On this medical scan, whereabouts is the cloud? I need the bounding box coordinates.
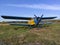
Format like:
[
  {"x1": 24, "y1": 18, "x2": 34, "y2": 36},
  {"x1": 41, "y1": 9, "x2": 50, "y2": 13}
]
[{"x1": 6, "y1": 4, "x2": 60, "y2": 10}]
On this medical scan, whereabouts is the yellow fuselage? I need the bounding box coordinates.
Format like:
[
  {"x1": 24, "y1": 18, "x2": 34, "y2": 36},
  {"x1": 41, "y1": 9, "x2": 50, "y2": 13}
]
[{"x1": 28, "y1": 19, "x2": 35, "y2": 25}]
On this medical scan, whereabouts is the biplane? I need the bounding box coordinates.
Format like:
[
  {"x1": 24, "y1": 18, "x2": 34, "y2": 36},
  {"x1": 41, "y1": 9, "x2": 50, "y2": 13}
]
[{"x1": 1, "y1": 15, "x2": 57, "y2": 27}]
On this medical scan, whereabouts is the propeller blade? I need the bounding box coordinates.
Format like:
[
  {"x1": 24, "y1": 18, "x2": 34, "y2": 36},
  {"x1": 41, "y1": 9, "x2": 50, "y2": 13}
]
[
  {"x1": 37, "y1": 14, "x2": 43, "y2": 25},
  {"x1": 34, "y1": 14, "x2": 37, "y2": 18}
]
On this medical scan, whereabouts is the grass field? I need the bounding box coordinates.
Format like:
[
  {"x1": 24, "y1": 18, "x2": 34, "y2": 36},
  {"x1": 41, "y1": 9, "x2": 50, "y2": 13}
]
[{"x1": 0, "y1": 21, "x2": 60, "y2": 45}]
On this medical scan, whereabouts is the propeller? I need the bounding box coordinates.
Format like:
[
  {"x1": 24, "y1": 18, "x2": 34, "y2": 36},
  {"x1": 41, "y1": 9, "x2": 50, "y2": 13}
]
[
  {"x1": 34, "y1": 14, "x2": 43, "y2": 25},
  {"x1": 37, "y1": 14, "x2": 43, "y2": 25}
]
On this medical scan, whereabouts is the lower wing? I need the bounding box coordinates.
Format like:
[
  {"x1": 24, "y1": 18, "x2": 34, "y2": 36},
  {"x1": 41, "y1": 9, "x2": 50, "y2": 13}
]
[{"x1": 10, "y1": 23, "x2": 33, "y2": 26}]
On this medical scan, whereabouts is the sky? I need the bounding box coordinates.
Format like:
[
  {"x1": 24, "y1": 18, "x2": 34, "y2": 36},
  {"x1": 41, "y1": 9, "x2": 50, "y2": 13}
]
[{"x1": 0, "y1": 0, "x2": 60, "y2": 21}]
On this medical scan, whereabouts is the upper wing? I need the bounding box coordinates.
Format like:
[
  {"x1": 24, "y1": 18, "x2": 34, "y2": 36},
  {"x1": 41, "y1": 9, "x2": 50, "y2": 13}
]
[
  {"x1": 1, "y1": 16, "x2": 32, "y2": 20},
  {"x1": 1, "y1": 16, "x2": 57, "y2": 20},
  {"x1": 41, "y1": 17, "x2": 57, "y2": 19}
]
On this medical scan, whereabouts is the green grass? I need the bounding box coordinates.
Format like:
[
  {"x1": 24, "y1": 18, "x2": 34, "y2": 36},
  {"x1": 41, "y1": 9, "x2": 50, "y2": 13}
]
[{"x1": 0, "y1": 23, "x2": 60, "y2": 45}]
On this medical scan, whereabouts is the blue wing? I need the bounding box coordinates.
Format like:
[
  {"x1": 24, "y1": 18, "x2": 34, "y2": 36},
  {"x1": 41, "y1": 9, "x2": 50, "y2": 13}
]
[
  {"x1": 1, "y1": 16, "x2": 57, "y2": 20},
  {"x1": 1, "y1": 16, "x2": 32, "y2": 20},
  {"x1": 42, "y1": 17, "x2": 57, "y2": 19},
  {"x1": 37, "y1": 17, "x2": 57, "y2": 19}
]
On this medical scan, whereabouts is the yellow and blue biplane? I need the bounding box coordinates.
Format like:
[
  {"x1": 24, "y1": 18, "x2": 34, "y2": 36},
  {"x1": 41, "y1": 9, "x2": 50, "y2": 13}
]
[{"x1": 1, "y1": 15, "x2": 57, "y2": 27}]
